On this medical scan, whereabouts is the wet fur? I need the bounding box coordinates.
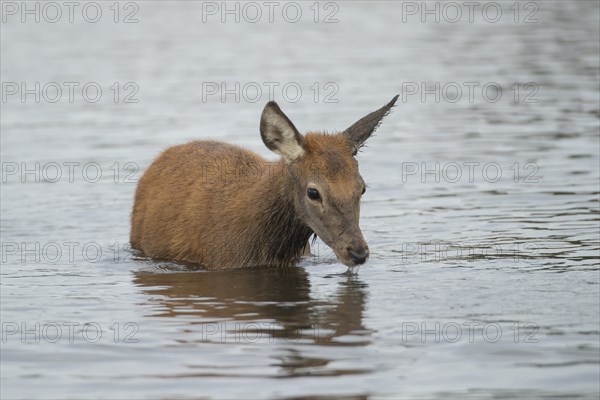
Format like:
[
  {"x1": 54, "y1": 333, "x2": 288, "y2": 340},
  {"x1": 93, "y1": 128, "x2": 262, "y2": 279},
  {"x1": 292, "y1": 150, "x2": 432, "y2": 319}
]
[{"x1": 131, "y1": 141, "x2": 313, "y2": 269}]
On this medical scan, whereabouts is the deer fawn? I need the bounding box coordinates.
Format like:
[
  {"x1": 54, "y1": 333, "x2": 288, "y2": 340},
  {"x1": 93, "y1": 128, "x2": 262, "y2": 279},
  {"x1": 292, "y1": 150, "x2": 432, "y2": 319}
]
[{"x1": 131, "y1": 95, "x2": 398, "y2": 269}]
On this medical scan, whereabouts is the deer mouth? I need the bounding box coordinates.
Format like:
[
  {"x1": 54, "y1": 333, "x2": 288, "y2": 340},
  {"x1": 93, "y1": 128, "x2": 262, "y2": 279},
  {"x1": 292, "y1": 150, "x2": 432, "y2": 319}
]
[{"x1": 330, "y1": 242, "x2": 370, "y2": 267}]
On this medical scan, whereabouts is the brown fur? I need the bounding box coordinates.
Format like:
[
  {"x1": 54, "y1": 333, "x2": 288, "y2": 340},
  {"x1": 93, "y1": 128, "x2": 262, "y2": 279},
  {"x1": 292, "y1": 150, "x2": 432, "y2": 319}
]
[{"x1": 130, "y1": 97, "x2": 398, "y2": 269}]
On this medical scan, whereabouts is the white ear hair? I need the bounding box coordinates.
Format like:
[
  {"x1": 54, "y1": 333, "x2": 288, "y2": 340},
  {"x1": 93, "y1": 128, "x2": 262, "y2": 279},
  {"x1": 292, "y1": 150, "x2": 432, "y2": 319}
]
[{"x1": 260, "y1": 102, "x2": 305, "y2": 163}]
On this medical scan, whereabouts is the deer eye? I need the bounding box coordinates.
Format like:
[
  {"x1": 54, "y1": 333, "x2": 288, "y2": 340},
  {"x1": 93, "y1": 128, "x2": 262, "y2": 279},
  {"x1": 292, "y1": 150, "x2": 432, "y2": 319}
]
[
  {"x1": 361, "y1": 186, "x2": 367, "y2": 195},
  {"x1": 307, "y1": 188, "x2": 321, "y2": 201}
]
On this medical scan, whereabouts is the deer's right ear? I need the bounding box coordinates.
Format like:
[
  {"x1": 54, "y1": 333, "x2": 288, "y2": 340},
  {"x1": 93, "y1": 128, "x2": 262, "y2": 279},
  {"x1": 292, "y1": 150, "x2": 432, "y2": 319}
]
[
  {"x1": 344, "y1": 95, "x2": 399, "y2": 155},
  {"x1": 260, "y1": 101, "x2": 305, "y2": 163}
]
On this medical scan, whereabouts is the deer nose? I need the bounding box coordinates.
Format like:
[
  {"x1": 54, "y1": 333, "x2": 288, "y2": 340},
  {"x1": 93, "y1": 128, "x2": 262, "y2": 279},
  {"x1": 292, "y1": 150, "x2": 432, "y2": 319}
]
[{"x1": 347, "y1": 246, "x2": 369, "y2": 265}]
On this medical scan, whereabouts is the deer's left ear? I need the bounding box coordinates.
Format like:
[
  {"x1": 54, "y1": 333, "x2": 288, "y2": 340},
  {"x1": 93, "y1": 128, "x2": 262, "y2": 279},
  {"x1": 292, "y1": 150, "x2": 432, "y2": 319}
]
[
  {"x1": 344, "y1": 95, "x2": 399, "y2": 155},
  {"x1": 260, "y1": 101, "x2": 305, "y2": 163}
]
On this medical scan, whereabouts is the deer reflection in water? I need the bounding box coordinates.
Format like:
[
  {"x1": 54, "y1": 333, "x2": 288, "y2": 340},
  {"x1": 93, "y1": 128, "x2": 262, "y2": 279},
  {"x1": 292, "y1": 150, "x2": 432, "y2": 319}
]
[
  {"x1": 133, "y1": 266, "x2": 369, "y2": 345},
  {"x1": 133, "y1": 266, "x2": 371, "y2": 377}
]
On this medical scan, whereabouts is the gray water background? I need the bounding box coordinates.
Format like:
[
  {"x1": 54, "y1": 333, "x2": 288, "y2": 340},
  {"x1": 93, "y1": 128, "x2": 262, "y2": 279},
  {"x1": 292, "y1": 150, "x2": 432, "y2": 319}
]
[{"x1": 1, "y1": 1, "x2": 599, "y2": 398}]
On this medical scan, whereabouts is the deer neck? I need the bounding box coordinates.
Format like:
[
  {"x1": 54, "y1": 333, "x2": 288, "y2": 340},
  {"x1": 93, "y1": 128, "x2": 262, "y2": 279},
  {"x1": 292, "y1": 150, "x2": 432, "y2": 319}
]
[{"x1": 250, "y1": 160, "x2": 312, "y2": 266}]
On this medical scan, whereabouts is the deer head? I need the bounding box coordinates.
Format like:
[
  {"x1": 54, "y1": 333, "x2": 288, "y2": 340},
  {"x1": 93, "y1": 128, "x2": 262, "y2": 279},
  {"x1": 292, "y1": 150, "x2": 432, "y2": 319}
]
[{"x1": 260, "y1": 95, "x2": 398, "y2": 267}]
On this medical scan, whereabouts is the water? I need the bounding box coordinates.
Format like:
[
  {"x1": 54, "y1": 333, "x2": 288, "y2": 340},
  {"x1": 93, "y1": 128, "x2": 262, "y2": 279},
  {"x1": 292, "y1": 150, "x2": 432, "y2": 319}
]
[{"x1": 1, "y1": 1, "x2": 599, "y2": 398}]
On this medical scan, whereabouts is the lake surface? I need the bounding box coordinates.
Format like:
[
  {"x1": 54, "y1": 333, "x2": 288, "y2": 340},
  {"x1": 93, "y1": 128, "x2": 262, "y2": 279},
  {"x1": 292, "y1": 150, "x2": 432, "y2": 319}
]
[{"x1": 1, "y1": 1, "x2": 599, "y2": 399}]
